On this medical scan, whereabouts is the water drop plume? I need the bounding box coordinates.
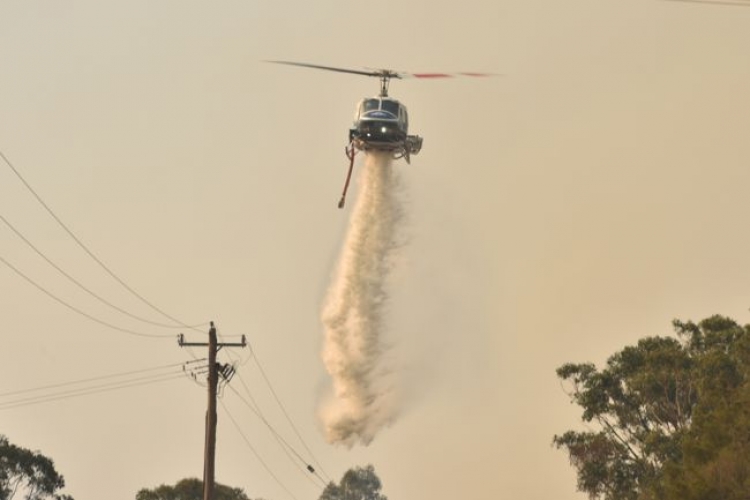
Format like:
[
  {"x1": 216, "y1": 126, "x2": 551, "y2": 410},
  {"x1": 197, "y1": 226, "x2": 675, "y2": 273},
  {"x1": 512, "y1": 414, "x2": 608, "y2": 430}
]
[{"x1": 320, "y1": 151, "x2": 404, "y2": 446}]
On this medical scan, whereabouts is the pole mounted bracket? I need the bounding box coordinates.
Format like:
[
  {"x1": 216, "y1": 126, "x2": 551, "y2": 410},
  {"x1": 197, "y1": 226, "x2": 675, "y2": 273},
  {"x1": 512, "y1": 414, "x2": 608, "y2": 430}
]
[{"x1": 178, "y1": 332, "x2": 248, "y2": 348}]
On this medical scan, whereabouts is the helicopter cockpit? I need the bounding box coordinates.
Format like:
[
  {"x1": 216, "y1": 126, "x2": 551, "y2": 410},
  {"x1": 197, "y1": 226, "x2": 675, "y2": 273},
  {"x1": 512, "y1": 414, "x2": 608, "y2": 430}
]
[
  {"x1": 351, "y1": 97, "x2": 409, "y2": 147},
  {"x1": 357, "y1": 98, "x2": 404, "y2": 122}
]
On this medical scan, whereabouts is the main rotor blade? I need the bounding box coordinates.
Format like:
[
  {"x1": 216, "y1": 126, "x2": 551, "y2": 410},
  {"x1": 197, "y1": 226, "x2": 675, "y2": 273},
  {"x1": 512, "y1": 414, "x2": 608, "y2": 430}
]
[
  {"x1": 663, "y1": 0, "x2": 750, "y2": 5},
  {"x1": 403, "y1": 72, "x2": 500, "y2": 79},
  {"x1": 265, "y1": 60, "x2": 394, "y2": 78},
  {"x1": 266, "y1": 60, "x2": 499, "y2": 81}
]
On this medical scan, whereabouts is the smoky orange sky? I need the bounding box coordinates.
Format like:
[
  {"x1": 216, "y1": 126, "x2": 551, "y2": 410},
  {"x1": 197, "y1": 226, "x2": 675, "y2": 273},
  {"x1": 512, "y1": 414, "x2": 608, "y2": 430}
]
[{"x1": 1, "y1": 1, "x2": 749, "y2": 500}]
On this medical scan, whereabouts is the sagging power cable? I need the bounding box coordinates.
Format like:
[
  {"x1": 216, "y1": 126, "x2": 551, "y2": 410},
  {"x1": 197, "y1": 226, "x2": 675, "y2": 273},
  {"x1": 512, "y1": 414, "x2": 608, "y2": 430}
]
[
  {"x1": 221, "y1": 343, "x2": 331, "y2": 484},
  {"x1": 226, "y1": 384, "x2": 328, "y2": 490},
  {"x1": 0, "y1": 254, "x2": 174, "y2": 339},
  {"x1": 0, "y1": 360, "x2": 205, "y2": 410},
  {"x1": 250, "y1": 352, "x2": 332, "y2": 483},
  {"x1": 0, "y1": 149, "x2": 207, "y2": 334},
  {"x1": 0, "y1": 213, "x2": 201, "y2": 329},
  {"x1": 220, "y1": 399, "x2": 301, "y2": 500}
]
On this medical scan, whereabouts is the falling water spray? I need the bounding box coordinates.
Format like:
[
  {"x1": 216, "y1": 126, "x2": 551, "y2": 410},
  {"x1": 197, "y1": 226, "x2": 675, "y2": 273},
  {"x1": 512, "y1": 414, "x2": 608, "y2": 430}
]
[{"x1": 320, "y1": 151, "x2": 404, "y2": 446}]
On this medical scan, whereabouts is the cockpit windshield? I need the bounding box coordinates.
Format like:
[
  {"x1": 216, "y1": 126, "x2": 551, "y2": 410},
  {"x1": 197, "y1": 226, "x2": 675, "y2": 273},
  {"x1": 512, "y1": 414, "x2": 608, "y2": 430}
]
[
  {"x1": 362, "y1": 99, "x2": 380, "y2": 113},
  {"x1": 381, "y1": 100, "x2": 400, "y2": 116},
  {"x1": 358, "y1": 98, "x2": 401, "y2": 119}
]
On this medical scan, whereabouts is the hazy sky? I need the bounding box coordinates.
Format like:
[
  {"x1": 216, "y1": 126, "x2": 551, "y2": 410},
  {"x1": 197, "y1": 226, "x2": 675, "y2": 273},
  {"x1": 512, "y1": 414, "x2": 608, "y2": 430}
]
[{"x1": 1, "y1": 1, "x2": 749, "y2": 500}]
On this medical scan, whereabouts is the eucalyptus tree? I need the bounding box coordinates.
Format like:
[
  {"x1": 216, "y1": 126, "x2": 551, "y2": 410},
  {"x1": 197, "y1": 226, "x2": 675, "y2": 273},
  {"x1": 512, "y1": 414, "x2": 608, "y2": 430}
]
[
  {"x1": 135, "y1": 478, "x2": 250, "y2": 500},
  {"x1": 319, "y1": 465, "x2": 387, "y2": 500},
  {"x1": 554, "y1": 315, "x2": 750, "y2": 500},
  {"x1": 0, "y1": 435, "x2": 72, "y2": 500}
]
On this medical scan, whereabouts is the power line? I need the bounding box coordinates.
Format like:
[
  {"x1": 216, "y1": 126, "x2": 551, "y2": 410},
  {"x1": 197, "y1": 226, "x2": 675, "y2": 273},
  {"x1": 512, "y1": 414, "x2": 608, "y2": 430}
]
[
  {"x1": 219, "y1": 398, "x2": 302, "y2": 500},
  {"x1": 0, "y1": 372, "x2": 185, "y2": 410},
  {"x1": 250, "y1": 351, "x2": 332, "y2": 483},
  {"x1": 663, "y1": 0, "x2": 750, "y2": 5},
  {"x1": 0, "y1": 359, "x2": 205, "y2": 399},
  {"x1": 0, "y1": 363, "x2": 201, "y2": 410},
  {"x1": 215, "y1": 339, "x2": 329, "y2": 489},
  {"x1": 0, "y1": 213, "x2": 201, "y2": 330},
  {"x1": 223, "y1": 342, "x2": 332, "y2": 484},
  {"x1": 0, "y1": 149, "x2": 206, "y2": 334},
  {"x1": 0, "y1": 253, "x2": 174, "y2": 339},
  {"x1": 226, "y1": 383, "x2": 328, "y2": 490}
]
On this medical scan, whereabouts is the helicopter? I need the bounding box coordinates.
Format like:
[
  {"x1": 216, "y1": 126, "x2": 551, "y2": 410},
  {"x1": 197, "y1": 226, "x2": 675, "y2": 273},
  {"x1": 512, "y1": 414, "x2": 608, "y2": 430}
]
[{"x1": 267, "y1": 60, "x2": 493, "y2": 208}]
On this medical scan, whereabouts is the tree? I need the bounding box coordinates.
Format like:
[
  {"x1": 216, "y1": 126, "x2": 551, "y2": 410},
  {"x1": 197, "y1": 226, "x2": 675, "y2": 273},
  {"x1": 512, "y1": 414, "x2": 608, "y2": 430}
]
[
  {"x1": 655, "y1": 316, "x2": 750, "y2": 500},
  {"x1": 0, "y1": 435, "x2": 72, "y2": 500},
  {"x1": 319, "y1": 465, "x2": 387, "y2": 500},
  {"x1": 135, "y1": 478, "x2": 251, "y2": 500},
  {"x1": 553, "y1": 315, "x2": 750, "y2": 500}
]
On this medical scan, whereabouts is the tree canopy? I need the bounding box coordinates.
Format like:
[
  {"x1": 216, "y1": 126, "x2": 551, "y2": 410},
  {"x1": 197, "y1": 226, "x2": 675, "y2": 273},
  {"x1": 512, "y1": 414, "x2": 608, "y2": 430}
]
[
  {"x1": 135, "y1": 478, "x2": 251, "y2": 500},
  {"x1": 319, "y1": 464, "x2": 387, "y2": 500},
  {"x1": 0, "y1": 435, "x2": 72, "y2": 500},
  {"x1": 554, "y1": 315, "x2": 750, "y2": 500}
]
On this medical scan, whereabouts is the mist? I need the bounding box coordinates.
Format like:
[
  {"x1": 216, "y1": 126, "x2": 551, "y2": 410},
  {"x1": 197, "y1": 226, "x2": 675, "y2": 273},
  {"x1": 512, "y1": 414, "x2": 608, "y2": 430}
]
[{"x1": 319, "y1": 151, "x2": 405, "y2": 446}]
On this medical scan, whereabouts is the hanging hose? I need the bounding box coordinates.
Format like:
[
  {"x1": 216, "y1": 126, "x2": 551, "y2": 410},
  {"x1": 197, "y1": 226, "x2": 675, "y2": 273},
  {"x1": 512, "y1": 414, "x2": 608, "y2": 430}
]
[{"x1": 338, "y1": 144, "x2": 357, "y2": 209}]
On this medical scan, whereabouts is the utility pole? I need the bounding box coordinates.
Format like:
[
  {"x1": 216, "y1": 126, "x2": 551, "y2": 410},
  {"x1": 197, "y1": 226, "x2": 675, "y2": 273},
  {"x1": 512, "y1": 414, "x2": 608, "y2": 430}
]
[{"x1": 179, "y1": 321, "x2": 246, "y2": 500}]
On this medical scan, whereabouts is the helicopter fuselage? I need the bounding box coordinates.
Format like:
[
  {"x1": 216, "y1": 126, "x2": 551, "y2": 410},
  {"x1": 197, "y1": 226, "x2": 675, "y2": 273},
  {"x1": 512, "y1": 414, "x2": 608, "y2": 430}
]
[
  {"x1": 349, "y1": 96, "x2": 422, "y2": 163},
  {"x1": 266, "y1": 59, "x2": 493, "y2": 207}
]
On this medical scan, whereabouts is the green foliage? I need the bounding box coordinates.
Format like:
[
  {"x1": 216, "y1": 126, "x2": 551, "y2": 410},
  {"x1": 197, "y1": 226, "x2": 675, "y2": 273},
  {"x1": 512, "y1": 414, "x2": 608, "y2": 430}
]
[
  {"x1": 657, "y1": 317, "x2": 750, "y2": 500},
  {"x1": 319, "y1": 465, "x2": 387, "y2": 500},
  {"x1": 135, "y1": 478, "x2": 251, "y2": 500},
  {"x1": 554, "y1": 315, "x2": 750, "y2": 500},
  {"x1": 0, "y1": 435, "x2": 72, "y2": 500}
]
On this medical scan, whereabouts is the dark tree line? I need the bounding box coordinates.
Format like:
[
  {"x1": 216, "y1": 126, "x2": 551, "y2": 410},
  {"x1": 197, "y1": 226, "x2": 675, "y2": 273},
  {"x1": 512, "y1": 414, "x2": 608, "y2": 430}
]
[
  {"x1": 554, "y1": 315, "x2": 750, "y2": 500},
  {"x1": 319, "y1": 464, "x2": 387, "y2": 500},
  {"x1": 135, "y1": 464, "x2": 386, "y2": 500},
  {"x1": 0, "y1": 434, "x2": 386, "y2": 500},
  {"x1": 0, "y1": 433, "x2": 386, "y2": 500},
  {"x1": 135, "y1": 478, "x2": 251, "y2": 500}
]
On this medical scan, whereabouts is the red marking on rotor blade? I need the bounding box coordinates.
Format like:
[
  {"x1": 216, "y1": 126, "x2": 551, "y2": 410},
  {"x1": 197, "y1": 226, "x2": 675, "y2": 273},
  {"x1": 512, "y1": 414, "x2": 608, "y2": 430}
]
[{"x1": 410, "y1": 72, "x2": 495, "y2": 78}]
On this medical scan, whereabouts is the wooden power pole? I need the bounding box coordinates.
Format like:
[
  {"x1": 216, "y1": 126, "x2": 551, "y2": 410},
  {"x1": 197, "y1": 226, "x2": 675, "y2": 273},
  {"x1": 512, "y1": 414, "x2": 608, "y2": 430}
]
[{"x1": 179, "y1": 321, "x2": 246, "y2": 500}]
